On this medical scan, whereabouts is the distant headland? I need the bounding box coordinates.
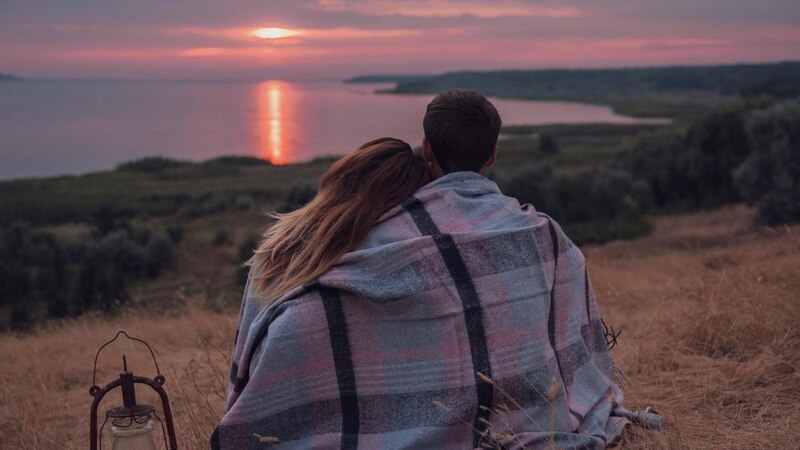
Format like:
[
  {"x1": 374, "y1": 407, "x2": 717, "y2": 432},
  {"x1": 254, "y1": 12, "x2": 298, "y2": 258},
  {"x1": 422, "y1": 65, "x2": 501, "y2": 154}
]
[
  {"x1": 343, "y1": 74, "x2": 430, "y2": 84},
  {"x1": 347, "y1": 60, "x2": 800, "y2": 119},
  {"x1": 0, "y1": 71, "x2": 22, "y2": 81}
]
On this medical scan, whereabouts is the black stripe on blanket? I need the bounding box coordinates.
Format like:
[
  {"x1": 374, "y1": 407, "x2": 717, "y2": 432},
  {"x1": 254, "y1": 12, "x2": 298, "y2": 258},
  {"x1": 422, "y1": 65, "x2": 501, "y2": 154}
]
[
  {"x1": 319, "y1": 286, "x2": 360, "y2": 450},
  {"x1": 546, "y1": 218, "x2": 583, "y2": 433},
  {"x1": 403, "y1": 197, "x2": 494, "y2": 448},
  {"x1": 546, "y1": 219, "x2": 561, "y2": 379}
]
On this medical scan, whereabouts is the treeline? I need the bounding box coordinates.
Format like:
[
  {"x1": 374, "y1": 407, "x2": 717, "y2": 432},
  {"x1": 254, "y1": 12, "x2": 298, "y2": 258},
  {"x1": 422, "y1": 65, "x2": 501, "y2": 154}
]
[
  {"x1": 0, "y1": 217, "x2": 181, "y2": 330},
  {"x1": 0, "y1": 156, "x2": 271, "y2": 227},
  {"x1": 390, "y1": 61, "x2": 800, "y2": 102},
  {"x1": 493, "y1": 99, "x2": 800, "y2": 242},
  {"x1": 0, "y1": 155, "x2": 307, "y2": 330}
]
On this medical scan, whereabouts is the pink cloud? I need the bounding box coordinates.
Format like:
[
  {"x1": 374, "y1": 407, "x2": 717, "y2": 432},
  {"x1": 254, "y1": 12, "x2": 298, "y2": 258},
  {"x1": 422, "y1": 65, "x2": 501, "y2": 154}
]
[{"x1": 314, "y1": 0, "x2": 583, "y2": 18}]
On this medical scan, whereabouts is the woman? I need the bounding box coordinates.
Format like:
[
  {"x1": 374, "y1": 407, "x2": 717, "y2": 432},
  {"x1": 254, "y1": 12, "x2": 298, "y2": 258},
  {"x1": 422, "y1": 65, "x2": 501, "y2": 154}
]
[
  {"x1": 247, "y1": 137, "x2": 432, "y2": 302},
  {"x1": 213, "y1": 137, "x2": 433, "y2": 448}
]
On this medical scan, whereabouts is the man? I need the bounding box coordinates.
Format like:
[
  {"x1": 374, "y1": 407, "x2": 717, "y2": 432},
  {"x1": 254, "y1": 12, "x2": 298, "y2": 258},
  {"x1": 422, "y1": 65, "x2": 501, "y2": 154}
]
[{"x1": 213, "y1": 90, "x2": 654, "y2": 449}]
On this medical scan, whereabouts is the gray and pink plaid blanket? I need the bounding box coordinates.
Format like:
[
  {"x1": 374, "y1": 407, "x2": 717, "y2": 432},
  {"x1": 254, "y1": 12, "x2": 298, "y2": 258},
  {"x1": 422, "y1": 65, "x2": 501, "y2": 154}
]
[{"x1": 212, "y1": 172, "x2": 643, "y2": 449}]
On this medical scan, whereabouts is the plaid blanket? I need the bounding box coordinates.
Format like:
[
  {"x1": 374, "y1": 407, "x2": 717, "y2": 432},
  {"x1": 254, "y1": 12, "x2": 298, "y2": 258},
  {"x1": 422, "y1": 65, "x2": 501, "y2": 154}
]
[{"x1": 212, "y1": 172, "x2": 639, "y2": 449}]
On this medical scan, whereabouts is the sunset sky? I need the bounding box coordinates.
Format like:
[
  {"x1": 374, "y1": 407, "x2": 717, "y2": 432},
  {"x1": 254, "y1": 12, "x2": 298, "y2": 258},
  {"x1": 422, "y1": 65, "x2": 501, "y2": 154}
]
[{"x1": 1, "y1": 0, "x2": 799, "y2": 79}]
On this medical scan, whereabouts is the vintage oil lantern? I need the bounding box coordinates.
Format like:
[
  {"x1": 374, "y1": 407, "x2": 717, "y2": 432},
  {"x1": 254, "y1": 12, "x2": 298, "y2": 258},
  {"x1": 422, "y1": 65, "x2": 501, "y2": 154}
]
[{"x1": 89, "y1": 331, "x2": 178, "y2": 450}]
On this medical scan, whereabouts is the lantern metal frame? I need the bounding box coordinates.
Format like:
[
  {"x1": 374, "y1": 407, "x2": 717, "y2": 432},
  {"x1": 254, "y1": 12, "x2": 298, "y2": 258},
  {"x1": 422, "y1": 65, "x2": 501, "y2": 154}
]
[{"x1": 89, "y1": 331, "x2": 178, "y2": 450}]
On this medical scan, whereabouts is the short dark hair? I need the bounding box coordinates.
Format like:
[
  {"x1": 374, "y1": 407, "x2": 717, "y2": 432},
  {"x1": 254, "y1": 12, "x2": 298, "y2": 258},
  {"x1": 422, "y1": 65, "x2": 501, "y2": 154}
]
[{"x1": 423, "y1": 89, "x2": 502, "y2": 173}]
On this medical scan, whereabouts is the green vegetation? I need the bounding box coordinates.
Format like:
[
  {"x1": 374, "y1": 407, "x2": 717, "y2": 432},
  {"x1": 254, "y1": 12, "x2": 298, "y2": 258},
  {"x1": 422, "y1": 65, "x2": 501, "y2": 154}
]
[
  {"x1": 343, "y1": 74, "x2": 430, "y2": 84},
  {"x1": 733, "y1": 102, "x2": 800, "y2": 224},
  {"x1": 489, "y1": 99, "x2": 800, "y2": 244},
  {"x1": 0, "y1": 219, "x2": 179, "y2": 330},
  {"x1": 385, "y1": 60, "x2": 800, "y2": 118},
  {"x1": 614, "y1": 98, "x2": 799, "y2": 225},
  {"x1": 0, "y1": 156, "x2": 331, "y2": 329}
]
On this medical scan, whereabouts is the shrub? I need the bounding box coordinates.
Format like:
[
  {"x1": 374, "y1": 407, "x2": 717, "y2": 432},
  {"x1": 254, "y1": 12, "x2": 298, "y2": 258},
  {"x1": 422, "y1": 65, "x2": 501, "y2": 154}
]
[
  {"x1": 233, "y1": 194, "x2": 254, "y2": 211},
  {"x1": 202, "y1": 194, "x2": 229, "y2": 215},
  {"x1": 501, "y1": 165, "x2": 652, "y2": 245},
  {"x1": 502, "y1": 165, "x2": 558, "y2": 214},
  {"x1": 237, "y1": 235, "x2": 260, "y2": 286},
  {"x1": 213, "y1": 229, "x2": 230, "y2": 246},
  {"x1": 734, "y1": 101, "x2": 800, "y2": 224},
  {"x1": 683, "y1": 107, "x2": 751, "y2": 206},
  {"x1": 145, "y1": 234, "x2": 177, "y2": 278},
  {"x1": 278, "y1": 182, "x2": 316, "y2": 213},
  {"x1": 115, "y1": 157, "x2": 188, "y2": 172},
  {"x1": 203, "y1": 155, "x2": 271, "y2": 166},
  {"x1": 615, "y1": 128, "x2": 695, "y2": 209},
  {"x1": 9, "y1": 306, "x2": 33, "y2": 331},
  {"x1": 538, "y1": 133, "x2": 559, "y2": 154},
  {"x1": 91, "y1": 204, "x2": 123, "y2": 236},
  {"x1": 166, "y1": 224, "x2": 184, "y2": 244}
]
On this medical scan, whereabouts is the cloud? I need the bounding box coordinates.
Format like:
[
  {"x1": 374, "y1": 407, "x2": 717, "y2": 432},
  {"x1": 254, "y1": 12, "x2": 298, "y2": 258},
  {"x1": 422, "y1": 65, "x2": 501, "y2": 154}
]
[
  {"x1": 313, "y1": 0, "x2": 583, "y2": 18},
  {"x1": 169, "y1": 26, "x2": 422, "y2": 43}
]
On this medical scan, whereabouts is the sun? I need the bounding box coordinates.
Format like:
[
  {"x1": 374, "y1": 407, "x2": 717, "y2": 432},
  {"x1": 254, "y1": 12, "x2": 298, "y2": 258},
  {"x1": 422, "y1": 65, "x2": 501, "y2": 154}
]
[{"x1": 252, "y1": 27, "x2": 302, "y2": 39}]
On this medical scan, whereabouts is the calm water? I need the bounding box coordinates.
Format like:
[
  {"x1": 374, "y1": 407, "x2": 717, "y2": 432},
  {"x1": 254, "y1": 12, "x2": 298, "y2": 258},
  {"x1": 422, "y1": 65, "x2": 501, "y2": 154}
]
[{"x1": 0, "y1": 80, "x2": 664, "y2": 180}]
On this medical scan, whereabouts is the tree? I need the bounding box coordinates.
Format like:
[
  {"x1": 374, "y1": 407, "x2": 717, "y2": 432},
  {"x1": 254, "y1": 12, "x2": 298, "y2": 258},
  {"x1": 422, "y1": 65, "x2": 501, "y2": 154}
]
[
  {"x1": 684, "y1": 107, "x2": 751, "y2": 206},
  {"x1": 278, "y1": 182, "x2": 317, "y2": 213},
  {"x1": 734, "y1": 101, "x2": 800, "y2": 224},
  {"x1": 538, "y1": 134, "x2": 559, "y2": 155}
]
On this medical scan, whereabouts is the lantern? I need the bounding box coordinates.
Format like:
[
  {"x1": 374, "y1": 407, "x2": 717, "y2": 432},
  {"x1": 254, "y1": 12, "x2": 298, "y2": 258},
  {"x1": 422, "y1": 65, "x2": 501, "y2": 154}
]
[{"x1": 89, "y1": 331, "x2": 178, "y2": 450}]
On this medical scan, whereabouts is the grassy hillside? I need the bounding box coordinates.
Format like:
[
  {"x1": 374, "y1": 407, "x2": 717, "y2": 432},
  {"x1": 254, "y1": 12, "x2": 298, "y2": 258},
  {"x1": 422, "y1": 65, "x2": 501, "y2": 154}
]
[
  {"x1": 383, "y1": 61, "x2": 800, "y2": 118},
  {"x1": 1, "y1": 206, "x2": 797, "y2": 449},
  {"x1": 0, "y1": 124, "x2": 657, "y2": 328}
]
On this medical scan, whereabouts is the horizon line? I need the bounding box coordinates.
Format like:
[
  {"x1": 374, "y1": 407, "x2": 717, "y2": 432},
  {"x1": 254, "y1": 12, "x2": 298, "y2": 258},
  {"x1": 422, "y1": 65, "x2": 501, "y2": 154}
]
[{"x1": 5, "y1": 58, "x2": 799, "y2": 83}]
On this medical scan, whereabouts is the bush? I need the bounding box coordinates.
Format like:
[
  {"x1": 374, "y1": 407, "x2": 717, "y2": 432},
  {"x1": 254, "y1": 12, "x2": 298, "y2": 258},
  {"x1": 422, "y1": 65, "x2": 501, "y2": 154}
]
[
  {"x1": 278, "y1": 182, "x2": 316, "y2": 213},
  {"x1": 91, "y1": 204, "x2": 123, "y2": 236},
  {"x1": 116, "y1": 157, "x2": 189, "y2": 172},
  {"x1": 213, "y1": 229, "x2": 230, "y2": 246},
  {"x1": 734, "y1": 101, "x2": 800, "y2": 224},
  {"x1": 9, "y1": 306, "x2": 33, "y2": 331},
  {"x1": 538, "y1": 134, "x2": 559, "y2": 154},
  {"x1": 202, "y1": 194, "x2": 229, "y2": 215},
  {"x1": 501, "y1": 165, "x2": 652, "y2": 245},
  {"x1": 1, "y1": 218, "x2": 182, "y2": 323},
  {"x1": 145, "y1": 234, "x2": 177, "y2": 278},
  {"x1": 237, "y1": 235, "x2": 260, "y2": 286},
  {"x1": 683, "y1": 107, "x2": 751, "y2": 206},
  {"x1": 203, "y1": 155, "x2": 271, "y2": 166},
  {"x1": 233, "y1": 195, "x2": 254, "y2": 211},
  {"x1": 166, "y1": 224, "x2": 184, "y2": 244}
]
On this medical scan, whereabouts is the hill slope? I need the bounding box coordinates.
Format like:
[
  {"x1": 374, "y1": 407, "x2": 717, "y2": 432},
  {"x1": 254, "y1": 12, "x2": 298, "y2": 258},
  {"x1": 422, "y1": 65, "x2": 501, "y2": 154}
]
[{"x1": 1, "y1": 205, "x2": 797, "y2": 448}]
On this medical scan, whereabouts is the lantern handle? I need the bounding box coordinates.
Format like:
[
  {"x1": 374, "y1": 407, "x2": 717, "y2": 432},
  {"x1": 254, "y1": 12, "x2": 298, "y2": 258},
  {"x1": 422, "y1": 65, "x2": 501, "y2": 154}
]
[{"x1": 91, "y1": 330, "x2": 163, "y2": 390}]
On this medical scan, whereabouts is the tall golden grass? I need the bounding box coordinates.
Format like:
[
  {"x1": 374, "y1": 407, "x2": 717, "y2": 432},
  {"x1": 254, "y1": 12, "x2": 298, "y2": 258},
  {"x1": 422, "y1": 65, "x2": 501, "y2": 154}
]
[{"x1": 0, "y1": 205, "x2": 797, "y2": 449}]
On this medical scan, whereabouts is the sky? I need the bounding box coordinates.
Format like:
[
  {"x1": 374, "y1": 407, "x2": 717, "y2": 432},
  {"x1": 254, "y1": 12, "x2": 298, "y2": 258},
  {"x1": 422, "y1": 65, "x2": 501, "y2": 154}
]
[{"x1": 1, "y1": 0, "x2": 799, "y2": 80}]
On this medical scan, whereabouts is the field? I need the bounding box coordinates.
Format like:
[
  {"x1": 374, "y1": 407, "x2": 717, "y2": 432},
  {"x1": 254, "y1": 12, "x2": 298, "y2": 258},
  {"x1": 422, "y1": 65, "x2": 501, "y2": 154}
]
[{"x1": 1, "y1": 205, "x2": 797, "y2": 449}]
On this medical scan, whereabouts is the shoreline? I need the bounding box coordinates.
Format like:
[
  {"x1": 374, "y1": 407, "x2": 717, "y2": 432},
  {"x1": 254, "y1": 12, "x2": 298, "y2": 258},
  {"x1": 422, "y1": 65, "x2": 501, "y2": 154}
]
[{"x1": 0, "y1": 121, "x2": 668, "y2": 183}]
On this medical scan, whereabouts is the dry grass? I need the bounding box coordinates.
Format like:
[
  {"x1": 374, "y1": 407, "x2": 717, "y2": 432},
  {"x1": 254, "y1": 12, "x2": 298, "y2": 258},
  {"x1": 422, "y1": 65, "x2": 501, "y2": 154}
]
[{"x1": 1, "y1": 205, "x2": 798, "y2": 449}]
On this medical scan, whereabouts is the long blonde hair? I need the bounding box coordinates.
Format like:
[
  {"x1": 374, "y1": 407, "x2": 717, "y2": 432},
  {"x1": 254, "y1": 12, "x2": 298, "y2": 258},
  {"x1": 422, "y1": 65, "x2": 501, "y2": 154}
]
[{"x1": 248, "y1": 137, "x2": 432, "y2": 302}]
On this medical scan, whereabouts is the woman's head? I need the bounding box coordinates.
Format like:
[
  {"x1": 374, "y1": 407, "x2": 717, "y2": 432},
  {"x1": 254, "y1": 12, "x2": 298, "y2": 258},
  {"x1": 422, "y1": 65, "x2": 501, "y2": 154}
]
[{"x1": 249, "y1": 137, "x2": 432, "y2": 301}]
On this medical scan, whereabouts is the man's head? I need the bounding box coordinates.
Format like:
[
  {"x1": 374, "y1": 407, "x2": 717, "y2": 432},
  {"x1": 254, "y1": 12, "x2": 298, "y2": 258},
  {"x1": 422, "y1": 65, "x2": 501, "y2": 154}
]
[{"x1": 422, "y1": 89, "x2": 502, "y2": 176}]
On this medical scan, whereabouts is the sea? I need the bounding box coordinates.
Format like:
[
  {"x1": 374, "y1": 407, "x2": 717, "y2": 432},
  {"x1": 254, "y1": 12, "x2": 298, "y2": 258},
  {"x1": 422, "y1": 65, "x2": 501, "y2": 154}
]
[{"x1": 0, "y1": 79, "x2": 665, "y2": 180}]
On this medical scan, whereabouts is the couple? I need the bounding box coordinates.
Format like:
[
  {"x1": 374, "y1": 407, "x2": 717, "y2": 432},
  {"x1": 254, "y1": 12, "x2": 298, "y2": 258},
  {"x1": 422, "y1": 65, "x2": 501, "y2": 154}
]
[{"x1": 212, "y1": 90, "x2": 653, "y2": 449}]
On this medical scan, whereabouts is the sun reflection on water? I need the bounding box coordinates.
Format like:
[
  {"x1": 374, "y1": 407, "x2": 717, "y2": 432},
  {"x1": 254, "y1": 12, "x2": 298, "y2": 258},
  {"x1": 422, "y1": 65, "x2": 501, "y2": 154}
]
[{"x1": 256, "y1": 80, "x2": 292, "y2": 164}]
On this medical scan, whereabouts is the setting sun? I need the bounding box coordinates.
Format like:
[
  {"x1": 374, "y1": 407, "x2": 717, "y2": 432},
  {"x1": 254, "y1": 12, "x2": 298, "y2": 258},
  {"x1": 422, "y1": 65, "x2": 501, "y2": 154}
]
[{"x1": 252, "y1": 27, "x2": 302, "y2": 39}]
